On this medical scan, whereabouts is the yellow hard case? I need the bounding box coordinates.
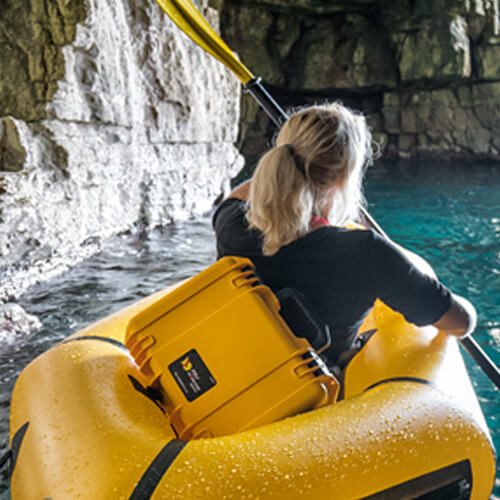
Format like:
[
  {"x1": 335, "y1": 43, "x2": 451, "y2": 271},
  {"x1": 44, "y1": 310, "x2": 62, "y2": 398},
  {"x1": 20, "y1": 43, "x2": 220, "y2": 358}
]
[{"x1": 126, "y1": 256, "x2": 338, "y2": 439}]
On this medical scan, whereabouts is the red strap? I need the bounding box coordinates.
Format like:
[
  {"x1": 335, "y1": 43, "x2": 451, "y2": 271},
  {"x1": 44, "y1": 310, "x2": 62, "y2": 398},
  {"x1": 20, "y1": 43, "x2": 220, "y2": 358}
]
[{"x1": 310, "y1": 215, "x2": 330, "y2": 228}]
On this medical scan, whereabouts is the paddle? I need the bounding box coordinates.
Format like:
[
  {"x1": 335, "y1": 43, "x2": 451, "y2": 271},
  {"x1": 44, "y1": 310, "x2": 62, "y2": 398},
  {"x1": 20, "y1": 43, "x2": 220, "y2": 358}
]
[
  {"x1": 155, "y1": 0, "x2": 388, "y2": 237},
  {"x1": 155, "y1": 0, "x2": 500, "y2": 390},
  {"x1": 461, "y1": 336, "x2": 500, "y2": 388}
]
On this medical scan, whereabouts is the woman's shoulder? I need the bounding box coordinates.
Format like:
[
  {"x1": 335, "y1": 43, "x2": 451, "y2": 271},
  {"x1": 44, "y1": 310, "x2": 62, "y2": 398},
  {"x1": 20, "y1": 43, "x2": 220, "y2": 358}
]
[
  {"x1": 213, "y1": 197, "x2": 263, "y2": 257},
  {"x1": 284, "y1": 225, "x2": 379, "y2": 259},
  {"x1": 212, "y1": 197, "x2": 247, "y2": 228},
  {"x1": 301, "y1": 225, "x2": 377, "y2": 245}
]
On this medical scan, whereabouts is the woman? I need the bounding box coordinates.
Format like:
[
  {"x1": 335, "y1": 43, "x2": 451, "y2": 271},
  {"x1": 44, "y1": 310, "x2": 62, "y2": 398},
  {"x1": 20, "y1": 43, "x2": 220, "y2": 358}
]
[{"x1": 213, "y1": 103, "x2": 476, "y2": 365}]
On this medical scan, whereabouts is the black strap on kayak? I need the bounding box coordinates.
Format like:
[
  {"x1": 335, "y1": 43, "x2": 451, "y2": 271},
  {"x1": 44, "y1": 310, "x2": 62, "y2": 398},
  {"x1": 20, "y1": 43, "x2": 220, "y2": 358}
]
[
  {"x1": 128, "y1": 375, "x2": 165, "y2": 414},
  {"x1": 8, "y1": 422, "x2": 29, "y2": 478},
  {"x1": 0, "y1": 448, "x2": 11, "y2": 471},
  {"x1": 129, "y1": 439, "x2": 187, "y2": 500}
]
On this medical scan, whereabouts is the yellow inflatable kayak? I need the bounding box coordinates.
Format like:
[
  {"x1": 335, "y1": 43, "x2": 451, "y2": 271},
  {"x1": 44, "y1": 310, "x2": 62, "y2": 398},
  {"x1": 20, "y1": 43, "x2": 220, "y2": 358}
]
[{"x1": 8, "y1": 257, "x2": 496, "y2": 499}]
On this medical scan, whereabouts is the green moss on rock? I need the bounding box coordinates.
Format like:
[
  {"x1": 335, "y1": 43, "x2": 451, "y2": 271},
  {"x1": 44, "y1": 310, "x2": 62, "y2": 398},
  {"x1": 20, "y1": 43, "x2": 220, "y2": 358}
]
[
  {"x1": 0, "y1": 0, "x2": 87, "y2": 121},
  {"x1": 0, "y1": 118, "x2": 27, "y2": 172},
  {"x1": 477, "y1": 42, "x2": 500, "y2": 79},
  {"x1": 221, "y1": 0, "x2": 500, "y2": 162},
  {"x1": 222, "y1": 4, "x2": 280, "y2": 84},
  {"x1": 396, "y1": 15, "x2": 471, "y2": 82}
]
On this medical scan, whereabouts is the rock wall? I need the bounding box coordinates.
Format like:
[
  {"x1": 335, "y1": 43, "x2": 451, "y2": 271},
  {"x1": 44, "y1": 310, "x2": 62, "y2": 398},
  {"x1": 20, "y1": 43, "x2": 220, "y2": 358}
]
[
  {"x1": 0, "y1": 0, "x2": 242, "y2": 299},
  {"x1": 215, "y1": 0, "x2": 500, "y2": 166}
]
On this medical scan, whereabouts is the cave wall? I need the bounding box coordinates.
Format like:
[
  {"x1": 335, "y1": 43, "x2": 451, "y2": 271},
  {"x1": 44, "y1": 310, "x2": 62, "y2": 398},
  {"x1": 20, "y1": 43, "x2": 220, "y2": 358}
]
[
  {"x1": 216, "y1": 0, "x2": 500, "y2": 167},
  {"x1": 0, "y1": 0, "x2": 242, "y2": 298}
]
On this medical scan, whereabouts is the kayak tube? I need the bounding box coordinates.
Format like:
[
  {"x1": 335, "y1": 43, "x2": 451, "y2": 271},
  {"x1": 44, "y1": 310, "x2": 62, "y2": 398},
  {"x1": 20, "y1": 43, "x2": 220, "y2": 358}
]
[{"x1": 8, "y1": 263, "x2": 496, "y2": 499}]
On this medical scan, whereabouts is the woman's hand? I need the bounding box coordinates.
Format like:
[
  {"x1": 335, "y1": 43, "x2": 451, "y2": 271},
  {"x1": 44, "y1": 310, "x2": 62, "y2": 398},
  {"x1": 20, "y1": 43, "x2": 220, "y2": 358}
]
[{"x1": 434, "y1": 294, "x2": 477, "y2": 338}]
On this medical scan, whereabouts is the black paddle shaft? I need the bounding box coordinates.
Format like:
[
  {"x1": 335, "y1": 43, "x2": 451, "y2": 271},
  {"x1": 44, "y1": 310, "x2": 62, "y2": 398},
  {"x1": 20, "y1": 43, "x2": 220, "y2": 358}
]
[
  {"x1": 461, "y1": 336, "x2": 500, "y2": 389},
  {"x1": 244, "y1": 78, "x2": 288, "y2": 127}
]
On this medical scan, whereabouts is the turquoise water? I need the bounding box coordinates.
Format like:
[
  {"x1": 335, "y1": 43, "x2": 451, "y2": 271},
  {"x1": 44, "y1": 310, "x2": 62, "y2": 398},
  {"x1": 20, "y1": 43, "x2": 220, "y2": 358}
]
[
  {"x1": 367, "y1": 165, "x2": 498, "y2": 393},
  {"x1": 0, "y1": 162, "x2": 498, "y2": 496},
  {"x1": 366, "y1": 162, "x2": 499, "y2": 496}
]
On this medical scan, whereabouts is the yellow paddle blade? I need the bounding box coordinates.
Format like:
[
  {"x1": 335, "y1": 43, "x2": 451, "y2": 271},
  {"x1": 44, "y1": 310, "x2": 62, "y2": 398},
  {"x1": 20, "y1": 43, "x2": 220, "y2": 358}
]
[{"x1": 156, "y1": 0, "x2": 254, "y2": 85}]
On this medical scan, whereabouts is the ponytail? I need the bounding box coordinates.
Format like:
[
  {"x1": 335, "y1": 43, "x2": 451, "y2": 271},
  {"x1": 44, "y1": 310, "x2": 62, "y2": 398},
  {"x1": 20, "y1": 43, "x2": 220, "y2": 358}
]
[
  {"x1": 246, "y1": 145, "x2": 314, "y2": 256},
  {"x1": 246, "y1": 102, "x2": 372, "y2": 256}
]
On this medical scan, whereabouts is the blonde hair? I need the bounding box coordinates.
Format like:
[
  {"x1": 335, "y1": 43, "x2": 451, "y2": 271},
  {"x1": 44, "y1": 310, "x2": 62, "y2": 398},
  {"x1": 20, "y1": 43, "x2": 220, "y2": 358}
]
[{"x1": 246, "y1": 102, "x2": 373, "y2": 256}]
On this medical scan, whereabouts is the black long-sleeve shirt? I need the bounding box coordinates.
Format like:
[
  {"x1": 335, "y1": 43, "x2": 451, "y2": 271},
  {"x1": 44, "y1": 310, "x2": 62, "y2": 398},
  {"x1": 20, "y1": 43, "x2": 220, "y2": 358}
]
[{"x1": 213, "y1": 198, "x2": 452, "y2": 362}]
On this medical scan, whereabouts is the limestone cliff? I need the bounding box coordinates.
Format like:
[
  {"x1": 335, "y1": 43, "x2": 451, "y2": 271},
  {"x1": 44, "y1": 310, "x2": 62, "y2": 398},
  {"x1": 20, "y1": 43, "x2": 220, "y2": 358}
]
[
  {"x1": 216, "y1": 0, "x2": 500, "y2": 165},
  {"x1": 0, "y1": 0, "x2": 242, "y2": 299}
]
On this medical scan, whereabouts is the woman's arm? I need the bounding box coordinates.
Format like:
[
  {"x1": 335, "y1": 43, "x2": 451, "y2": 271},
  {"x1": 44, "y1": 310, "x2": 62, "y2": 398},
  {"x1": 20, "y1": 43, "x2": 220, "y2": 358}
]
[
  {"x1": 368, "y1": 232, "x2": 477, "y2": 338},
  {"x1": 433, "y1": 294, "x2": 477, "y2": 338},
  {"x1": 378, "y1": 237, "x2": 477, "y2": 338},
  {"x1": 376, "y1": 237, "x2": 477, "y2": 338}
]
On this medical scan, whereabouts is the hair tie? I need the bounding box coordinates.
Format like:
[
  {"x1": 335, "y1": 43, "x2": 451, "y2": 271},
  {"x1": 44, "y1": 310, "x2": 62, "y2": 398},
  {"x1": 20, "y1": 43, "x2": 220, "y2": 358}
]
[{"x1": 282, "y1": 144, "x2": 306, "y2": 177}]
